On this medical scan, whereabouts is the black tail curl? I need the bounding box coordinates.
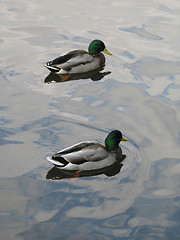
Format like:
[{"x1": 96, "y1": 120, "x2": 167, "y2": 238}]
[{"x1": 52, "y1": 154, "x2": 68, "y2": 166}]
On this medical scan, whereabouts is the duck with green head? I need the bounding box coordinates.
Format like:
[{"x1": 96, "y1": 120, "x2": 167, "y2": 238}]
[
  {"x1": 47, "y1": 130, "x2": 127, "y2": 171},
  {"x1": 44, "y1": 39, "x2": 112, "y2": 75}
]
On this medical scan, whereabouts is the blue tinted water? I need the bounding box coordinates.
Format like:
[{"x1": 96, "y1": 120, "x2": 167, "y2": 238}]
[{"x1": 0, "y1": 0, "x2": 180, "y2": 239}]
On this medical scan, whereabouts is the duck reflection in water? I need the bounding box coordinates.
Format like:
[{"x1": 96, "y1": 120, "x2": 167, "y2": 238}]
[
  {"x1": 46, "y1": 155, "x2": 126, "y2": 180},
  {"x1": 44, "y1": 67, "x2": 111, "y2": 83}
]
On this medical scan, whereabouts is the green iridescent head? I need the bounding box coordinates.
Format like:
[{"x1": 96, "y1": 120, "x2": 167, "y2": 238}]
[
  {"x1": 105, "y1": 130, "x2": 128, "y2": 151},
  {"x1": 88, "y1": 39, "x2": 112, "y2": 56}
]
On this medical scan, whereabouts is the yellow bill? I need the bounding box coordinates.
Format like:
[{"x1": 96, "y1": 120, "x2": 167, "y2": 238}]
[
  {"x1": 103, "y1": 48, "x2": 112, "y2": 55},
  {"x1": 122, "y1": 137, "x2": 128, "y2": 142}
]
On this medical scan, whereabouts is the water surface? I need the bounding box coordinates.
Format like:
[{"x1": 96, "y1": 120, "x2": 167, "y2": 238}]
[{"x1": 0, "y1": 0, "x2": 180, "y2": 239}]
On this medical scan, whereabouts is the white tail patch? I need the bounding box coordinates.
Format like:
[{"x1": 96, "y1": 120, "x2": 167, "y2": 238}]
[{"x1": 47, "y1": 157, "x2": 64, "y2": 166}]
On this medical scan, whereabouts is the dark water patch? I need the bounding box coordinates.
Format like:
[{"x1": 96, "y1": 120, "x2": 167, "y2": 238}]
[
  {"x1": 17, "y1": 221, "x2": 110, "y2": 240},
  {"x1": 131, "y1": 225, "x2": 179, "y2": 240},
  {"x1": 20, "y1": 116, "x2": 110, "y2": 135},
  {"x1": 33, "y1": 129, "x2": 59, "y2": 147},
  {"x1": 122, "y1": 50, "x2": 135, "y2": 60},
  {"x1": 143, "y1": 158, "x2": 180, "y2": 197},
  {"x1": 87, "y1": 30, "x2": 101, "y2": 35},
  {"x1": 0, "y1": 106, "x2": 8, "y2": 111},
  {"x1": 72, "y1": 36, "x2": 90, "y2": 43},
  {"x1": 0, "y1": 128, "x2": 24, "y2": 145},
  {"x1": 119, "y1": 25, "x2": 163, "y2": 40}
]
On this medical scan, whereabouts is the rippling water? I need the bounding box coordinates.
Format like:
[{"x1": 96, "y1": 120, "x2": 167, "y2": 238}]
[{"x1": 0, "y1": 0, "x2": 180, "y2": 239}]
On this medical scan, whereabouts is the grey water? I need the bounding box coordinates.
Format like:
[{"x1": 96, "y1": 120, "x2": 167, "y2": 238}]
[{"x1": 0, "y1": 0, "x2": 180, "y2": 239}]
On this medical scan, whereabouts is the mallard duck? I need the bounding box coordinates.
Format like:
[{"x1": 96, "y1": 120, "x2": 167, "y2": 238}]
[
  {"x1": 44, "y1": 39, "x2": 112, "y2": 74},
  {"x1": 47, "y1": 130, "x2": 127, "y2": 171}
]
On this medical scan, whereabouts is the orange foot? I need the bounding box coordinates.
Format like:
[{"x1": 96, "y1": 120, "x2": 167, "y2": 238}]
[
  {"x1": 61, "y1": 74, "x2": 71, "y2": 81},
  {"x1": 71, "y1": 170, "x2": 80, "y2": 179}
]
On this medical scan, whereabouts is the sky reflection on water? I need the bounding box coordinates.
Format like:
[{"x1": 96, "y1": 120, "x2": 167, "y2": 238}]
[{"x1": 0, "y1": 0, "x2": 180, "y2": 239}]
